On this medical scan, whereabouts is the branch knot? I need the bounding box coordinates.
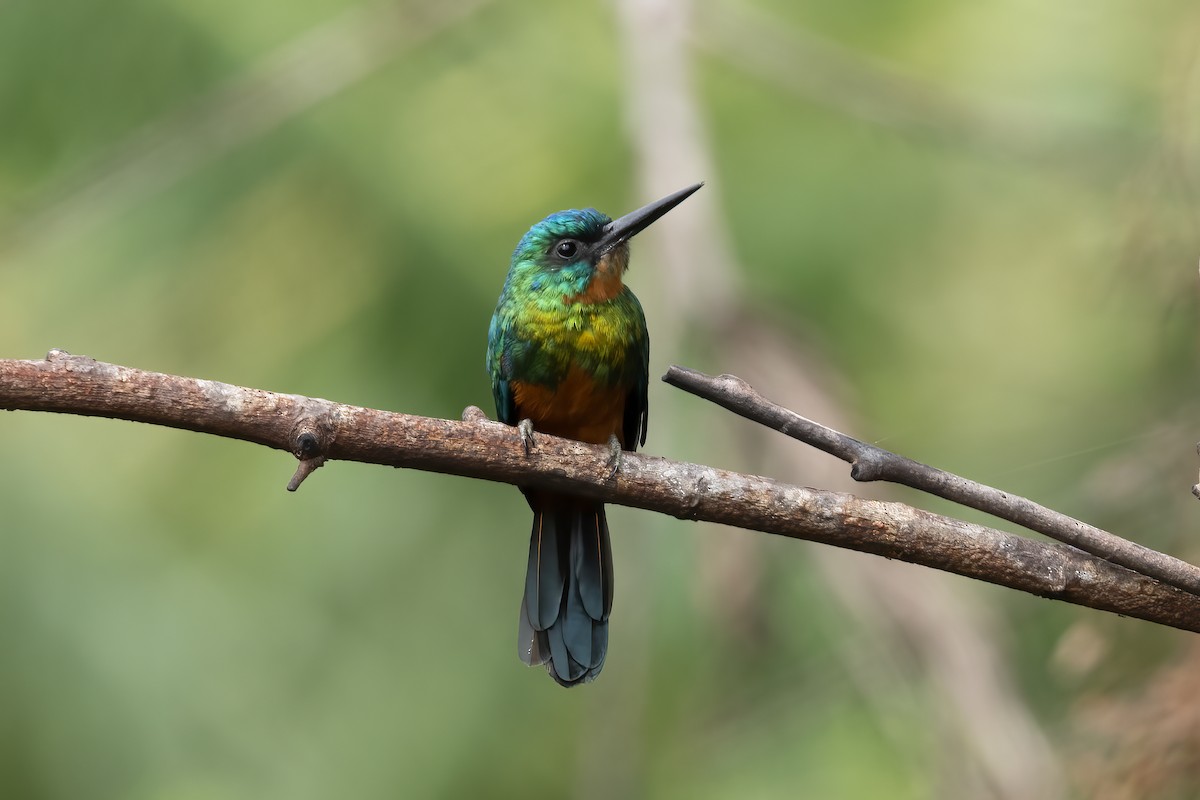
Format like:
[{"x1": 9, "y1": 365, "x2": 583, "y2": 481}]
[{"x1": 287, "y1": 413, "x2": 335, "y2": 492}]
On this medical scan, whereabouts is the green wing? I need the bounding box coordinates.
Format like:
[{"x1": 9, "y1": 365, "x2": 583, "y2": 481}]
[
  {"x1": 621, "y1": 297, "x2": 649, "y2": 450},
  {"x1": 487, "y1": 312, "x2": 517, "y2": 426}
]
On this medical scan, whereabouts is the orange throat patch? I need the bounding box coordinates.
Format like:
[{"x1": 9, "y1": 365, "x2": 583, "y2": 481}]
[{"x1": 570, "y1": 248, "x2": 629, "y2": 304}]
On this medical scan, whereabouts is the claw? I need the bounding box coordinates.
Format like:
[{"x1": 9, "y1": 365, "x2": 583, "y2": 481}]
[
  {"x1": 604, "y1": 434, "x2": 623, "y2": 481},
  {"x1": 518, "y1": 419, "x2": 536, "y2": 455}
]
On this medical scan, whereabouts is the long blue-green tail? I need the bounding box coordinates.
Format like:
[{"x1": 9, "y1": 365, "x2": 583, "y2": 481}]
[{"x1": 518, "y1": 495, "x2": 613, "y2": 686}]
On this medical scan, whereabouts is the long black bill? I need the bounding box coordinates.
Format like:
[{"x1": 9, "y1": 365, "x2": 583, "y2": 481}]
[{"x1": 597, "y1": 182, "x2": 703, "y2": 254}]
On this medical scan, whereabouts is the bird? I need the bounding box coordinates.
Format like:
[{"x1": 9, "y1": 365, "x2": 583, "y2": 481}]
[{"x1": 486, "y1": 183, "x2": 703, "y2": 686}]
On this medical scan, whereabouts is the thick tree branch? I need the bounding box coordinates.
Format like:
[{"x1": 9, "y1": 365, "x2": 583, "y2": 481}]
[
  {"x1": 2, "y1": 351, "x2": 1199, "y2": 633},
  {"x1": 664, "y1": 365, "x2": 1200, "y2": 599}
]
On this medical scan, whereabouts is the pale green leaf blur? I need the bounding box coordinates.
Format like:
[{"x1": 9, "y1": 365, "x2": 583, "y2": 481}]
[{"x1": 3, "y1": 0, "x2": 1200, "y2": 798}]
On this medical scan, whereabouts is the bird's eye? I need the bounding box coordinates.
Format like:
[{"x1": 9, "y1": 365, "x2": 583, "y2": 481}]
[{"x1": 554, "y1": 240, "x2": 579, "y2": 259}]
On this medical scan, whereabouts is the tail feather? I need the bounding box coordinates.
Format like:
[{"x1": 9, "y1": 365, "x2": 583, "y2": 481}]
[
  {"x1": 517, "y1": 595, "x2": 549, "y2": 667},
  {"x1": 572, "y1": 505, "x2": 613, "y2": 621},
  {"x1": 590, "y1": 616, "x2": 608, "y2": 673},
  {"x1": 518, "y1": 498, "x2": 612, "y2": 686},
  {"x1": 525, "y1": 510, "x2": 565, "y2": 631}
]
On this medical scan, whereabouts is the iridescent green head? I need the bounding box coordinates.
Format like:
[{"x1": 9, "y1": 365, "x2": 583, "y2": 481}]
[
  {"x1": 503, "y1": 183, "x2": 704, "y2": 303},
  {"x1": 508, "y1": 208, "x2": 614, "y2": 300}
]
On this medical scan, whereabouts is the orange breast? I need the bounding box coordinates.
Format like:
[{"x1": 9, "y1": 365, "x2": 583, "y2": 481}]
[{"x1": 510, "y1": 365, "x2": 629, "y2": 446}]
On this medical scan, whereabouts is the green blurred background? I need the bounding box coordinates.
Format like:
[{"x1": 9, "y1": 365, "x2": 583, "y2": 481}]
[{"x1": 3, "y1": 0, "x2": 1200, "y2": 797}]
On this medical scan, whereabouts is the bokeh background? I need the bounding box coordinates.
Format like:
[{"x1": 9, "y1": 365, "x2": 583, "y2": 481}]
[{"x1": 3, "y1": 0, "x2": 1200, "y2": 797}]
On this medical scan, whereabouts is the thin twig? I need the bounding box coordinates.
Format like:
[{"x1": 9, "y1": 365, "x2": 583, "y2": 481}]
[
  {"x1": 1, "y1": 351, "x2": 1198, "y2": 633},
  {"x1": 664, "y1": 365, "x2": 1200, "y2": 599}
]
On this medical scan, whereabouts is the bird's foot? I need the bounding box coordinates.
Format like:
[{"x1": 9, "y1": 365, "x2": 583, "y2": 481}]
[
  {"x1": 517, "y1": 419, "x2": 536, "y2": 455},
  {"x1": 604, "y1": 434, "x2": 623, "y2": 481}
]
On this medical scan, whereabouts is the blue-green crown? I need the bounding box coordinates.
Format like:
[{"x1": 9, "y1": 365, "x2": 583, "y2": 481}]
[{"x1": 513, "y1": 208, "x2": 611, "y2": 262}]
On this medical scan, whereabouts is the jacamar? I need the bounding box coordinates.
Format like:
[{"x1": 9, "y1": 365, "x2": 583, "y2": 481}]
[{"x1": 486, "y1": 183, "x2": 702, "y2": 686}]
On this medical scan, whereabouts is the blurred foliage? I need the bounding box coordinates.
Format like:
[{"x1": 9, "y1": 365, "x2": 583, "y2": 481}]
[{"x1": 3, "y1": 0, "x2": 1200, "y2": 797}]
